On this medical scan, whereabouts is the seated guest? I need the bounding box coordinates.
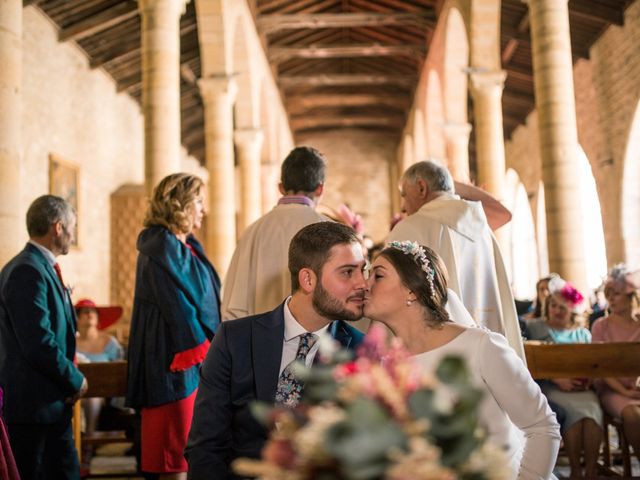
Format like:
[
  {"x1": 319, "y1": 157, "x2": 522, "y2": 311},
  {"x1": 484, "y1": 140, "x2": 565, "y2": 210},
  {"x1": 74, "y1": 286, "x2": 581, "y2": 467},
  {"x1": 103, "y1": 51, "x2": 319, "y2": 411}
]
[
  {"x1": 522, "y1": 274, "x2": 557, "y2": 322},
  {"x1": 592, "y1": 265, "x2": 640, "y2": 463},
  {"x1": 185, "y1": 222, "x2": 367, "y2": 479},
  {"x1": 75, "y1": 298, "x2": 124, "y2": 362},
  {"x1": 364, "y1": 241, "x2": 560, "y2": 479},
  {"x1": 74, "y1": 299, "x2": 125, "y2": 466},
  {"x1": 527, "y1": 277, "x2": 603, "y2": 478}
]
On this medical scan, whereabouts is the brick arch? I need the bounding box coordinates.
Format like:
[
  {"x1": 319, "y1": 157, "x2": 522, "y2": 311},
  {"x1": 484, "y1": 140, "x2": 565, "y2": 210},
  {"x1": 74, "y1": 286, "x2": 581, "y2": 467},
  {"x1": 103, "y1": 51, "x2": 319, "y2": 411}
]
[
  {"x1": 441, "y1": 5, "x2": 469, "y2": 124},
  {"x1": 622, "y1": 100, "x2": 640, "y2": 266}
]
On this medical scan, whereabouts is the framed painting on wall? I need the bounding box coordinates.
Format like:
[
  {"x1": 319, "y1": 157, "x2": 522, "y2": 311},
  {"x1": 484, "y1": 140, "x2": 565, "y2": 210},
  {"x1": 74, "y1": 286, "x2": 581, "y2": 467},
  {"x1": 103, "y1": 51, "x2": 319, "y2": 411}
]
[{"x1": 49, "y1": 154, "x2": 79, "y2": 247}]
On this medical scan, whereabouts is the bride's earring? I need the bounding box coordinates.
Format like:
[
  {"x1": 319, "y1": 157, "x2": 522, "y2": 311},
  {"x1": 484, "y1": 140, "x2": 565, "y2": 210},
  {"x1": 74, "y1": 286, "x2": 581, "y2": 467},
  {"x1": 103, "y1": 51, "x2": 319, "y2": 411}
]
[{"x1": 406, "y1": 299, "x2": 413, "y2": 306}]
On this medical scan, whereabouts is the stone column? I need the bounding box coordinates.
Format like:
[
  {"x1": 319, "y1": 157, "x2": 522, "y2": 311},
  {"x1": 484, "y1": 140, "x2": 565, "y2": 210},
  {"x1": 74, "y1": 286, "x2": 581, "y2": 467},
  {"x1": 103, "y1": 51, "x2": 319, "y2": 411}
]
[
  {"x1": 0, "y1": 0, "x2": 22, "y2": 265},
  {"x1": 138, "y1": 0, "x2": 188, "y2": 194},
  {"x1": 525, "y1": 0, "x2": 587, "y2": 293},
  {"x1": 198, "y1": 76, "x2": 237, "y2": 276},
  {"x1": 443, "y1": 122, "x2": 472, "y2": 182},
  {"x1": 260, "y1": 162, "x2": 279, "y2": 214},
  {"x1": 470, "y1": 70, "x2": 507, "y2": 200},
  {"x1": 234, "y1": 128, "x2": 264, "y2": 233}
]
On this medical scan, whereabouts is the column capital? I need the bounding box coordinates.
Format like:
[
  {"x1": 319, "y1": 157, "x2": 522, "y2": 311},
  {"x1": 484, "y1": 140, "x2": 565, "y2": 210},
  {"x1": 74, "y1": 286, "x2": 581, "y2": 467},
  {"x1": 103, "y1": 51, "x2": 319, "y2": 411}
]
[
  {"x1": 469, "y1": 70, "x2": 507, "y2": 97},
  {"x1": 138, "y1": 0, "x2": 190, "y2": 16},
  {"x1": 234, "y1": 127, "x2": 264, "y2": 149},
  {"x1": 442, "y1": 122, "x2": 472, "y2": 141},
  {"x1": 198, "y1": 75, "x2": 238, "y2": 104}
]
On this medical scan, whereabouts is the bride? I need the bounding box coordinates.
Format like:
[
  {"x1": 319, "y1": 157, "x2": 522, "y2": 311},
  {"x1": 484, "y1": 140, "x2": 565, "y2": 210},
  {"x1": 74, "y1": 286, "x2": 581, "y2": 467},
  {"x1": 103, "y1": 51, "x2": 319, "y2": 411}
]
[{"x1": 364, "y1": 241, "x2": 561, "y2": 479}]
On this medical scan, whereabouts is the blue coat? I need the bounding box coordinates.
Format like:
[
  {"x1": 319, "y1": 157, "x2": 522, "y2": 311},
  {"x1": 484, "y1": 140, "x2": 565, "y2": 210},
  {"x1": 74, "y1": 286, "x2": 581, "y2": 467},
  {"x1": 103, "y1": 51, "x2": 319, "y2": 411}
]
[
  {"x1": 185, "y1": 302, "x2": 365, "y2": 479},
  {"x1": 126, "y1": 226, "x2": 221, "y2": 408},
  {"x1": 0, "y1": 244, "x2": 84, "y2": 424}
]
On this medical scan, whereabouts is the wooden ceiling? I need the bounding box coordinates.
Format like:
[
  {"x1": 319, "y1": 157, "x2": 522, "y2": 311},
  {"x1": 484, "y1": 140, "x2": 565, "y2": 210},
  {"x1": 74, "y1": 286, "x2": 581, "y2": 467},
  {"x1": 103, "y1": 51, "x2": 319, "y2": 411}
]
[{"x1": 28, "y1": 0, "x2": 633, "y2": 169}]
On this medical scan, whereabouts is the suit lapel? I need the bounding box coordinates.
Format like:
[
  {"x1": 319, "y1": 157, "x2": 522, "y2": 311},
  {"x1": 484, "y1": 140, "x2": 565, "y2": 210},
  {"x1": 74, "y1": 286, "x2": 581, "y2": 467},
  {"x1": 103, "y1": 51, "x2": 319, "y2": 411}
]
[
  {"x1": 330, "y1": 320, "x2": 354, "y2": 348},
  {"x1": 253, "y1": 304, "x2": 286, "y2": 402},
  {"x1": 26, "y1": 245, "x2": 75, "y2": 330}
]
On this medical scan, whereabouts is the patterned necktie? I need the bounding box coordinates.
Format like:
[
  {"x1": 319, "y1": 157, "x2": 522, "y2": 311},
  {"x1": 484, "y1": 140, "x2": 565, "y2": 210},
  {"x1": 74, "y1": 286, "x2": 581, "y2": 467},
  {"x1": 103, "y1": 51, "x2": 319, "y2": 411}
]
[
  {"x1": 275, "y1": 333, "x2": 318, "y2": 408},
  {"x1": 53, "y1": 263, "x2": 65, "y2": 287}
]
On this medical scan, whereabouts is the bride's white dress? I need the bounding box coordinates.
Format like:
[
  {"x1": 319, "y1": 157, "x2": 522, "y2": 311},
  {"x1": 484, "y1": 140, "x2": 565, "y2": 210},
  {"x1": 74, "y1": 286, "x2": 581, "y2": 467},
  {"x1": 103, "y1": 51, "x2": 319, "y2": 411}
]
[{"x1": 413, "y1": 328, "x2": 561, "y2": 480}]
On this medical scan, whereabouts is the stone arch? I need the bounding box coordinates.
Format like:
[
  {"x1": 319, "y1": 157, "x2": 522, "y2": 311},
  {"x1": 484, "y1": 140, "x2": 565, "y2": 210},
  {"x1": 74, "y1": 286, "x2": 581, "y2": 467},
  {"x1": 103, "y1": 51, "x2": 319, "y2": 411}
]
[
  {"x1": 536, "y1": 181, "x2": 549, "y2": 278},
  {"x1": 412, "y1": 110, "x2": 427, "y2": 161},
  {"x1": 230, "y1": 12, "x2": 258, "y2": 128},
  {"x1": 441, "y1": 5, "x2": 469, "y2": 124},
  {"x1": 402, "y1": 134, "x2": 414, "y2": 173},
  {"x1": 194, "y1": 0, "x2": 232, "y2": 75},
  {"x1": 425, "y1": 69, "x2": 446, "y2": 159},
  {"x1": 504, "y1": 168, "x2": 539, "y2": 299},
  {"x1": 622, "y1": 100, "x2": 640, "y2": 266},
  {"x1": 259, "y1": 79, "x2": 279, "y2": 213}
]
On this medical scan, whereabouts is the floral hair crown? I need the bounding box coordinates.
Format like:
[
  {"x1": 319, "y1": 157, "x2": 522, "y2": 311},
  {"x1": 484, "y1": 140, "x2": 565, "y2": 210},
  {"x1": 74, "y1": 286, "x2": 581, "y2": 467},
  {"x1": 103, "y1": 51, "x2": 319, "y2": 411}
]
[{"x1": 387, "y1": 241, "x2": 436, "y2": 298}]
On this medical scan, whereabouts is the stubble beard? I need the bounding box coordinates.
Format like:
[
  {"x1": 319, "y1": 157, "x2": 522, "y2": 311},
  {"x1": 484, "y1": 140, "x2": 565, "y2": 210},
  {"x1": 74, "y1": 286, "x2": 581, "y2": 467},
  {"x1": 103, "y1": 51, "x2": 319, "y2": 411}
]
[{"x1": 312, "y1": 281, "x2": 364, "y2": 322}]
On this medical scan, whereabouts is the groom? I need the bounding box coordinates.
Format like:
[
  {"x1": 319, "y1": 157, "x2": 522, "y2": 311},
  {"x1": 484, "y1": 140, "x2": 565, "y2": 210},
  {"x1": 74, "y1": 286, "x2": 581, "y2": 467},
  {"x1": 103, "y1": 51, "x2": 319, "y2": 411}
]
[{"x1": 185, "y1": 222, "x2": 368, "y2": 479}]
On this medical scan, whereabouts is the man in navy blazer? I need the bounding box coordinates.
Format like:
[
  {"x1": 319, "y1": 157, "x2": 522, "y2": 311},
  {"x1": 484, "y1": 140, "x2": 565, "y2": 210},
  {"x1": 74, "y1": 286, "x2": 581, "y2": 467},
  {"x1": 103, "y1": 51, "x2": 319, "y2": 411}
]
[
  {"x1": 0, "y1": 195, "x2": 87, "y2": 479},
  {"x1": 185, "y1": 222, "x2": 368, "y2": 479}
]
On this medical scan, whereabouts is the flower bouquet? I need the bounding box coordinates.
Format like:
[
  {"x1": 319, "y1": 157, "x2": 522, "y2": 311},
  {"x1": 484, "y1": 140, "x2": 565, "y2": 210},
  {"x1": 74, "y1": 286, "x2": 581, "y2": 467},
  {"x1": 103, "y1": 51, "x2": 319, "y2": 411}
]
[{"x1": 233, "y1": 326, "x2": 507, "y2": 480}]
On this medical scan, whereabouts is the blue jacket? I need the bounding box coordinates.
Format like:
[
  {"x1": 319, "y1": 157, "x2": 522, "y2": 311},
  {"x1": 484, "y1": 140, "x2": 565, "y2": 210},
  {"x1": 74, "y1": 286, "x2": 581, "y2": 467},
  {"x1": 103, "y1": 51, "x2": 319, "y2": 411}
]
[
  {"x1": 126, "y1": 226, "x2": 221, "y2": 408},
  {"x1": 0, "y1": 244, "x2": 84, "y2": 424},
  {"x1": 185, "y1": 302, "x2": 364, "y2": 479}
]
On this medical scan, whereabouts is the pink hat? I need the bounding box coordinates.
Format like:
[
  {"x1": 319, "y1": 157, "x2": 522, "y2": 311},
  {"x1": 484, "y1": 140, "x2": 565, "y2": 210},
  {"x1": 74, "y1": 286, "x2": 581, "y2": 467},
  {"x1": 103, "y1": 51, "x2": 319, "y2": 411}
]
[
  {"x1": 74, "y1": 298, "x2": 123, "y2": 330},
  {"x1": 605, "y1": 264, "x2": 640, "y2": 294}
]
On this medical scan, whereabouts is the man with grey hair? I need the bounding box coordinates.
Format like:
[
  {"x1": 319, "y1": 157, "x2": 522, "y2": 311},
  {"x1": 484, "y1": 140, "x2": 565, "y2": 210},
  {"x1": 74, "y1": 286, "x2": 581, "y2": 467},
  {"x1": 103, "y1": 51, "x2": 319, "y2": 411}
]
[
  {"x1": 386, "y1": 161, "x2": 524, "y2": 360},
  {"x1": 0, "y1": 195, "x2": 87, "y2": 479},
  {"x1": 221, "y1": 146, "x2": 328, "y2": 320}
]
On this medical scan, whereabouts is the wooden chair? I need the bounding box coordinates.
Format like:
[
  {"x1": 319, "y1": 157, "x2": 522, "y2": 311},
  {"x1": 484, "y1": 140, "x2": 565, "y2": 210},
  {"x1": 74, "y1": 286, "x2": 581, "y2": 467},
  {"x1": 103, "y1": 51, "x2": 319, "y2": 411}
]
[
  {"x1": 72, "y1": 361, "x2": 136, "y2": 477},
  {"x1": 524, "y1": 341, "x2": 640, "y2": 478}
]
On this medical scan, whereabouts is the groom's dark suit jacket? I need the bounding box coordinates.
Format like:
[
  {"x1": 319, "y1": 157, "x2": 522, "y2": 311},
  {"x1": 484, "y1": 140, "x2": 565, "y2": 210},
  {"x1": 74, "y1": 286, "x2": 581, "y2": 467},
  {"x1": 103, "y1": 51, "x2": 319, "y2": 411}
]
[{"x1": 185, "y1": 302, "x2": 364, "y2": 479}]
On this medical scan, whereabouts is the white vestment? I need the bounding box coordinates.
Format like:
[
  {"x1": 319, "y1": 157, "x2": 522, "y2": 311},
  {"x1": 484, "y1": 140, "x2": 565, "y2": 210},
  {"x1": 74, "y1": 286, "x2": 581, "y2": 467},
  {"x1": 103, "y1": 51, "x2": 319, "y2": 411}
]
[
  {"x1": 221, "y1": 203, "x2": 327, "y2": 320},
  {"x1": 386, "y1": 193, "x2": 525, "y2": 360}
]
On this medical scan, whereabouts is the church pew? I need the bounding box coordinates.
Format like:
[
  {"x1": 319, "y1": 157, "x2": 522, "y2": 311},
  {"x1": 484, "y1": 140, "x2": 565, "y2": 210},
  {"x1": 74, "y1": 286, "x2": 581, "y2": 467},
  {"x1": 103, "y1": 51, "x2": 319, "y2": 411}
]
[
  {"x1": 73, "y1": 361, "x2": 133, "y2": 477},
  {"x1": 524, "y1": 341, "x2": 640, "y2": 477}
]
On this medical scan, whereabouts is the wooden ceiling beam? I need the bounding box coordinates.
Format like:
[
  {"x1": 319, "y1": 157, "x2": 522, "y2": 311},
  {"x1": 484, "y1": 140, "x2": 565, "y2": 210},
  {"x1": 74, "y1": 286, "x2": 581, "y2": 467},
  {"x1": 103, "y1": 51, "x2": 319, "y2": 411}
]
[
  {"x1": 90, "y1": 42, "x2": 139, "y2": 69},
  {"x1": 279, "y1": 74, "x2": 414, "y2": 88},
  {"x1": 291, "y1": 115, "x2": 405, "y2": 131},
  {"x1": 257, "y1": 12, "x2": 434, "y2": 34},
  {"x1": 505, "y1": 64, "x2": 533, "y2": 82},
  {"x1": 286, "y1": 93, "x2": 409, "y2": 114},
  {"x1": 269, "y1": 44, "x2": 425, "y2": 63},
  {"x1": 58, "y1": 2, "x2": 138, "y2": 43},
  {"x1": 568, "y1": 1, "x2": 624, "y2": 26}
]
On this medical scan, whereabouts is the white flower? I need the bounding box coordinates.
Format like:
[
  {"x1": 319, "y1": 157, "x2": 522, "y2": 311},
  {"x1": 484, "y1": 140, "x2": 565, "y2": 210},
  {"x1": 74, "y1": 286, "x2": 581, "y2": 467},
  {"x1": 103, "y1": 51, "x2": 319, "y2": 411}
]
[{"x1": 432, "y1": 385, "x2": 457, "y2": 414}]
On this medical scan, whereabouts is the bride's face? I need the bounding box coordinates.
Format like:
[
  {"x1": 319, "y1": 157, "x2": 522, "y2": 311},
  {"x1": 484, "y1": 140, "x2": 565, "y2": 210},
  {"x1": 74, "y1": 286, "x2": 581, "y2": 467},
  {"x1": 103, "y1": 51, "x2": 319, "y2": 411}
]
[{"x1": 364, "y1": 255, "x2": 412, "y2": 323}]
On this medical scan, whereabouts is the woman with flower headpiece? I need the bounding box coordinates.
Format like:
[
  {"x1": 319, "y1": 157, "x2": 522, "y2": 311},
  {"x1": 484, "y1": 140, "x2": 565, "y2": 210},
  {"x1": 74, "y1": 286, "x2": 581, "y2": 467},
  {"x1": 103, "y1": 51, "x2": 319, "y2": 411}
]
[
  {"x1": 526, "y1": 277, "x2": 603, "y2": 479},
  {"x1": 364, "y1": 241, "x2": 560, "y2": 479},
  {"x1": 591, "y1": 264, "x2": 640, "y2": 462}
]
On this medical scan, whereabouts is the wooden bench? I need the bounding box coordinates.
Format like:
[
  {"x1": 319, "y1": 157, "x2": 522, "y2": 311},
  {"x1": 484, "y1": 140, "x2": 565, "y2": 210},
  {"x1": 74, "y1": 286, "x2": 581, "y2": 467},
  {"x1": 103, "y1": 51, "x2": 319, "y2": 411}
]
[
  {"x1": 524, "y1": 341, "x2": 640, "y2": 477},
  {"x1": 73, "y1": 361, "x2": 135, "y2": 477}
]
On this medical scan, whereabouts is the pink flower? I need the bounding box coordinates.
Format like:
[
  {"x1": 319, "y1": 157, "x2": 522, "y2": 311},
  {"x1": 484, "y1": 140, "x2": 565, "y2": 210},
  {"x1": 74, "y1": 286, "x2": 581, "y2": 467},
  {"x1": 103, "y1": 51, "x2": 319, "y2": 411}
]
[{"x1": 560, "y1": 283, "x2": 584, "y2": 306}]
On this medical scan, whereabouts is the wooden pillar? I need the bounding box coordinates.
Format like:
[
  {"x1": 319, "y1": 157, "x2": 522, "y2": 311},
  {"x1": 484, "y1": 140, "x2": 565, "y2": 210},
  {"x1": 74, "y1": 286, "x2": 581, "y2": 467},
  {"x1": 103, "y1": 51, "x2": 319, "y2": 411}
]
[
  {"x1": 198, "y1": 75, "x2": 237, "y2": 276},
  {"x1": 0, "y1": 0, "x2": 22, "y2": 265},
  {"x1": 525, "y1": 0, "x2": 588, "y2": 293},
  {"x1": 139, "y1": 0, "x2": 188, "y2": 194},
  {"x1": 234, "y1": 128, "x2": 264, "y2": 232},
  {"x1": 443, "y1": 122, "x2": 471, "y2": 182}
]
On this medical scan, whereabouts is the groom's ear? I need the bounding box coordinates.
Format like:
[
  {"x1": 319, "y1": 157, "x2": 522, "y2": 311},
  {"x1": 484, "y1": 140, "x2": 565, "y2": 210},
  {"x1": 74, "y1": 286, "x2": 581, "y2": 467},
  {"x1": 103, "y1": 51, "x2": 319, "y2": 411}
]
[{"x1": 298, "y1": 268, "x2": 317, "y2": 294}]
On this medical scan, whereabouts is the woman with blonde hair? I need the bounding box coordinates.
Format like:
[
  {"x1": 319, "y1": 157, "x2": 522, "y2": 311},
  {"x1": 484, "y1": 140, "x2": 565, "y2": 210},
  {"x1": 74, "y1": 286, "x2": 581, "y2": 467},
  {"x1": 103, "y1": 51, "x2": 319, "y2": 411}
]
[
  {"x1": 592, "y1": 265, "x2": 640, "y2": 463},
  {"x1": 364, "y1": 241, "x2": 560, "y2": 479},
  {"x1": 527, "y1": 277, "x2": 603, "y2": 479},
  {"x1": 126, "y1": 173, "x2": 221, "y2": 480}
]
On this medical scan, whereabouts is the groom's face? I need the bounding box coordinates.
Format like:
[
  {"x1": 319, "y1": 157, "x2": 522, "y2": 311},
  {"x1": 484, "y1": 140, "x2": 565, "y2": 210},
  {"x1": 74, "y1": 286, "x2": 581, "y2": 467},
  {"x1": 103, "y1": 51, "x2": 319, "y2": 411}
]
[{"x1": 312, "y1": 242, "x2": 368, "y2": 321}]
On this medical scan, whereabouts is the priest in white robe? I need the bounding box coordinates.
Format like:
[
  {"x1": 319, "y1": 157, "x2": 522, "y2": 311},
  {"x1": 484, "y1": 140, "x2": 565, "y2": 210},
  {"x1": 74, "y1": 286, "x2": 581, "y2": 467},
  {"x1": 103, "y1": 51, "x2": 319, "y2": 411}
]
[
  {"x1": 221, "y1": 147, "x2": 328, "y2": 320},
  {"x1": 386, "y1": 160, "x2": 524, "y2": 360}
]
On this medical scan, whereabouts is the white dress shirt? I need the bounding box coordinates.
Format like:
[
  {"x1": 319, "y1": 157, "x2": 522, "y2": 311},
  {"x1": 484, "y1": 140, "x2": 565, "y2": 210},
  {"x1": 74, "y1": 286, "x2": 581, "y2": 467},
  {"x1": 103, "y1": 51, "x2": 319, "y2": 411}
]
[{"x1": 279, "y1": 297, "x2": 330, "y2": 375}]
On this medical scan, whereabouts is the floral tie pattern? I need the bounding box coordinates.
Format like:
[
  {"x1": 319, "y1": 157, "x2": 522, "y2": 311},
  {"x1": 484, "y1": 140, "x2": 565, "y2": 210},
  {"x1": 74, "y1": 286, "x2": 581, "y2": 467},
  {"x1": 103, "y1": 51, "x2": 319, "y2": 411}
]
[{"x1": 275, "y1": 333, "x2": 318, "y2": 408}]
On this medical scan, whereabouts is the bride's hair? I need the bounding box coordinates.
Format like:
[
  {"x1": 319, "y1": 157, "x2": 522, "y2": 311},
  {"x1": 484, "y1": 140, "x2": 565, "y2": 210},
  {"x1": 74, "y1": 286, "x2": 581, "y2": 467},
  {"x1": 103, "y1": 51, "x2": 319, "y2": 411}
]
[{"x1": 378, "y1": 244, "x2": 450, "y2": 326}]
